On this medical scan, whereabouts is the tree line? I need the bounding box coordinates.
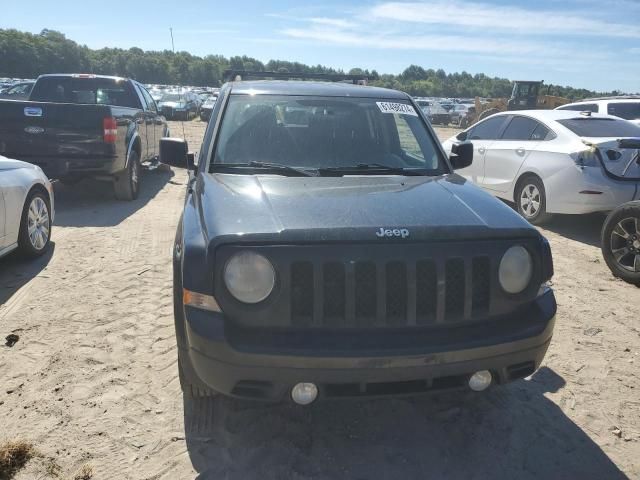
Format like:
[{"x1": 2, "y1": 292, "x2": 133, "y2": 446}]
[{"x1": 0, "y1": 28, "x2": 627, "y2": 100}]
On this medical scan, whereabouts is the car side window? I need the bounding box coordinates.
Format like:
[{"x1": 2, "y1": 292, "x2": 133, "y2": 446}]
[
  {"x1": 501, "y1": 116, "x2": 539, "y2": 140},
  {"x1": 558, "y1": 103, "x2": 598, "y2": 112},
  {"x1": 133, "y1": 84, "x2": 147, "y2": 109},
  {"x1": 140, "y1": 87, "x2": 157, "y2": 113},
  {"x1": 468, "y1": 116, "x2": 506, "y2": 140},
  {"x1": 530, "y1": 123, "x2": 555, "y2": 141}
]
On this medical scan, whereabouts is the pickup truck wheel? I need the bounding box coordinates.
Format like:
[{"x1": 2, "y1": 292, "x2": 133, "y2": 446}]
[
  {"x1": 178, "y1": 350, "x2": 218, "y2": 398},
  {"x1": 18, "y1": 190, "x2": 52, "y2": 257},
  {"x1": 515, "y1": 176, "x2": 552, "y2": 225},
  {"x1": 601, "y1": 201, "x2": 640, "y2": 286},
  {"x1": 114, "y1": 151, "x2": 141, "y2": 201}
]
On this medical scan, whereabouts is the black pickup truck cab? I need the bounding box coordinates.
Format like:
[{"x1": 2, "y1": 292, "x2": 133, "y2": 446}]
[
  {"x1": 0, "y1": 74, "x2": 168, "y2": 200},
  {"x1": 162, "y1": 78, "x2": 556, "y2": 404}
]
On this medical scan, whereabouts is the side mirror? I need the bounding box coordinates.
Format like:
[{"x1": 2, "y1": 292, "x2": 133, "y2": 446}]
[
  {"x1": 450, "y1": 142, "x2": 473, "y2": 170},
  {"x1": 456, "y1": 131, "x2": 468, "y2": 141},
  {"x1": 160, "y1": 137, "x2": 195, "y2": 170}
]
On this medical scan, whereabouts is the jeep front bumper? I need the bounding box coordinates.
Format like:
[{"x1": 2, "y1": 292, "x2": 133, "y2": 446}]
[{"x1": 180, "y1": 289, "x2": 556, "y2": 402}]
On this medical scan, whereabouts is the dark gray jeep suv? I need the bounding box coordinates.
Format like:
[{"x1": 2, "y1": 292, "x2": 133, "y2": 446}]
[{"x1": 161, "y1": 76, "x2": 556, "y2": 404}]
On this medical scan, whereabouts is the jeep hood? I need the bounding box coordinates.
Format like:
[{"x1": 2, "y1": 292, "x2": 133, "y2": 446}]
[{"x1": 196, "y1": 173, "x2": 539, "y2": 246}]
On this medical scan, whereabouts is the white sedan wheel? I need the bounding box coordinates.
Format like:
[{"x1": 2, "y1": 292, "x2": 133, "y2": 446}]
[
  {"x1": 520, "y1": 184, "x2": 541, "y2": 218},
  {"x1": 27, "y1": 196, "x2": 50, "y2": 251}
]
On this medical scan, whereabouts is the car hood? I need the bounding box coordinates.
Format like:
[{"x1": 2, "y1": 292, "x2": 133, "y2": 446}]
[
  {"x1": 0, "y1": 155, "x2": 39, "y2": 171},
  {"x1": 196, "y1": 173, "x2": 538, "y2": 247}
]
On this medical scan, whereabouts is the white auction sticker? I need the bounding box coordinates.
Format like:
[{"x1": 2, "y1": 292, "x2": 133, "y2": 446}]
[{"x1": 376, "y1": 102, "x2": 418, "y2": 117}]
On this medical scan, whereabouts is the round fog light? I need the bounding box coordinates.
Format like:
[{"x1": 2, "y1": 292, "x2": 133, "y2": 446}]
[
  {"x1": 291, "y1": 382, "x2": 318, "y2": 405},
  {"x1": 468, "y1": 370, "x2": 492, "y2": 392}
]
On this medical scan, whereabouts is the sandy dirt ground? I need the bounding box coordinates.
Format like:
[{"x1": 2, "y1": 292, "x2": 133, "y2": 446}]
[{"x1": 1, "y1": 120, "x2": 639, "y2": 479}]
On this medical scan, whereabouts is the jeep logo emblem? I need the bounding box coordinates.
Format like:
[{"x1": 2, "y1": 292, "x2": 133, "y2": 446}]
[{"x1": 376, "y1": 227, "x2": 410, "y2": 238}]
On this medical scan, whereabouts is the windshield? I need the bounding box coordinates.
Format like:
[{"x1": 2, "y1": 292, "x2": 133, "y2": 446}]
[
  {"x1": 160, "y1": 93, "x2": 182, "y2": 102},
  {"x1": 558, "y1": 118, "x2": 640, "y2": 137},
  {"x1": 607, "y1": 102, "x2": 640, "y2": 121},
  {"x1": 212, "y1": 95, "x2": 444, "y2": 175}
]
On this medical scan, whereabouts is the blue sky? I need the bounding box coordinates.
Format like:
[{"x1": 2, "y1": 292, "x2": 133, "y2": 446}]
[{"x1": 2, "y1": 0, "x2": 639, "y2": 92}]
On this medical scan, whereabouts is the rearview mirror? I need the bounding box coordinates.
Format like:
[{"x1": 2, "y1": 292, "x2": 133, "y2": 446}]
[
  {"x1": 449, "y1": 142, "x2": 473, "y2": 170},
  {"x1": 160, "y1": 137, "x2": 195, "y2": 170}
]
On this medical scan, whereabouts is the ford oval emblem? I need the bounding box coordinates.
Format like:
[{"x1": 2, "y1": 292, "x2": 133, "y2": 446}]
[
  {"x1": 24, "y1": 107, "x2": 43, "y2": 117},
  {"x1": 24, "y1": 126, "x2": 45, "y2": 134}
]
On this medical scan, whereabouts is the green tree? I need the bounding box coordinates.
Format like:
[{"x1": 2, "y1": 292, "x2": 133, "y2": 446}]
[{"x1": 0, "y1": 28, "x2": 632, "y2": 99}]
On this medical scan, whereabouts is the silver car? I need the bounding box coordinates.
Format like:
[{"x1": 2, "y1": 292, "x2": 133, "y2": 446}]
[
  {"x1": 442, "y1": 110, "x2": 640, "y2": 224},
  {"x1": 0, "y1": 156, "x2": 55, "y2": 259}
]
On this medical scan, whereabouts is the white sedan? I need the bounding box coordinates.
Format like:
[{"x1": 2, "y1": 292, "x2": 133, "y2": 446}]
[
  {"x1": 442, "y1": 110, "x2": 640, "y2": 224},
  {"x1": 0, "y1": 156, "x2": 55, "y2": 259}
]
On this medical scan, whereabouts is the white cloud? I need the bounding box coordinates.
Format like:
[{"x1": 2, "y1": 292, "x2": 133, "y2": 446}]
[
  {"x1": 309, "y1": 17, "x2": 358, "y2": 29},
  {"x1": 370, "y1": 1, "x2": 640, "y2": 39},
  {"x1": 281, "y1": 26, "x2": 608, "y2": 62}
]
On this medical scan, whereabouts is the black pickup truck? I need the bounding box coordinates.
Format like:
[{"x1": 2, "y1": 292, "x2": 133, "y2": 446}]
[
  {"x1": 161, "y1": 75, "x2": 556, "y2": 405},
  {"x1": 0, "y1": 74, "x2": 168, "y2": 200}
]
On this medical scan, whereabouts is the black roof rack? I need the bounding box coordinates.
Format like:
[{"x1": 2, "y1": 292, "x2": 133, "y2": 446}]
[{"x1": 223, "y1": 70, "x2": 368, "y2": 85}]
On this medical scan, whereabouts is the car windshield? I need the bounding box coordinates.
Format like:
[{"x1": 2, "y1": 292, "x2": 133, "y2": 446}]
[
  {"x1": 558, "y1": 118, "x2": 640, "y2": 137},
  {"x1": 211, "y1": 95, "x2": 445, "y2": 175},
  {"x1": 161, "y1": 93, "x2": 182, "y2": 102}
]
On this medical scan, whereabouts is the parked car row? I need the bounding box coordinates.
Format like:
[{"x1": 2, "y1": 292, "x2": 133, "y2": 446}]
[
  {"x1": 2, "y1": 72, "x2": 637, "y2": 411},
  {"x1": 147, "y1": 84, "x2": 219, "y2": 121},
  {"x1": 414, "y1": 96, "x2": 475, "y2": 126},
  {"x1": 0, "y1": 80, "x2": 35, "y2": 100}
]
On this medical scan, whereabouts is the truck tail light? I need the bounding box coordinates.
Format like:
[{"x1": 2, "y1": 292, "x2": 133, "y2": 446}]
[{"x1": 103, "y1": 117, "x2": 118, "y2": 144}]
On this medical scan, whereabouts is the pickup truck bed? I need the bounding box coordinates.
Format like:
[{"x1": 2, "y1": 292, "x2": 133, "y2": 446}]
[{"x1": 0, "y1": 100, "x2": 125, "y2": 178}]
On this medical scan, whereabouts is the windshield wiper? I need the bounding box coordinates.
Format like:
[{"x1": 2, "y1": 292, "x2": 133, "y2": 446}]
[
  {"x1": 318, "y1": 163, "x2": 426, "y2": 176},
  {"x1": 212, "y1": 161, "x2": 313, "y2": 177}
]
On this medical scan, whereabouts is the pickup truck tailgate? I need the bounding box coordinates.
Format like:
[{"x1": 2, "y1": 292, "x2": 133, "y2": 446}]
[{"x1": 0, "y1": 100, "x2": 115, "y2": 160}]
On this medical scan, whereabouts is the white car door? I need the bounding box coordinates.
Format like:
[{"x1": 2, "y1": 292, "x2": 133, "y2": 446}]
[
  {"x1": 0, "y1": 182, "x2": 5, "y2": 248},
  {"x1": 0, "y1": 160, "x2": 29, "y2": 250},
  {"x1": 482, "y1": 116, "x2": 542, "y2": 193},
  {"x1": 464, "y1": 115, "x2": 510, "y2": 186}
]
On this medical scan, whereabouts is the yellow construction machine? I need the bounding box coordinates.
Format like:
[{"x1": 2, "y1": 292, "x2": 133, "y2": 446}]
[{"x1": 460, "y1": 80, "x2": 570, "y2": 128}]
